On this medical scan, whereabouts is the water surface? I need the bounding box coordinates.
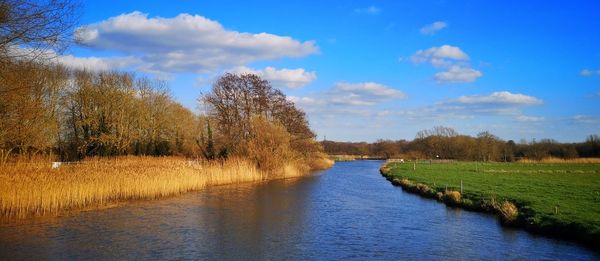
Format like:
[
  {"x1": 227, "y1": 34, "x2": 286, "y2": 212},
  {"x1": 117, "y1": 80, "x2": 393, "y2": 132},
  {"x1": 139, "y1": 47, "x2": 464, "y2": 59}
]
[{"x1": 1, "y1": 161, "x2": 598, "y2": 260}]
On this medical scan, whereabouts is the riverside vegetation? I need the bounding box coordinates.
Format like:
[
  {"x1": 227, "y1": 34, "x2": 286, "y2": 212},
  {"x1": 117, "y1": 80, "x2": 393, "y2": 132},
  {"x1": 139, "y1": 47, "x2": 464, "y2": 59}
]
[
  {"x1": 0, "y1": 68, "x2": 333, "y2": 219},
  {"x1": 0, "y1": 0, "x2": 332, "y2": 219},
  {"x1": 0, "y1": 156, "x2": 325, "y2": 219},
  {"x1": 380, "y1": 161, "x2": 600, "y2": 248}
]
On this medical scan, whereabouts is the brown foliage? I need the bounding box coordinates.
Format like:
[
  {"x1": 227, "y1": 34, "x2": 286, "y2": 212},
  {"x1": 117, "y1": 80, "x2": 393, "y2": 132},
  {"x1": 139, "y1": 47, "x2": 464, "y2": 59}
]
[
  {"x1": 443, "y1": 191, "x2": 462, "y2": 205},
  {"x1": 495, "y1": 200, "x2": 518, "y2": 222},
  {"x1": 202, "y1": 73, "x2": 329, "y2": 173}
]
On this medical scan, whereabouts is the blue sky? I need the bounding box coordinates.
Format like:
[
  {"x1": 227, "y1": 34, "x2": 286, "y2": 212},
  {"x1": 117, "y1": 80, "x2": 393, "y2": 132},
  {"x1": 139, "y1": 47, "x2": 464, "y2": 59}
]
[{"x1": 61, "y1": 1, "x2": 600, "y2": 142}]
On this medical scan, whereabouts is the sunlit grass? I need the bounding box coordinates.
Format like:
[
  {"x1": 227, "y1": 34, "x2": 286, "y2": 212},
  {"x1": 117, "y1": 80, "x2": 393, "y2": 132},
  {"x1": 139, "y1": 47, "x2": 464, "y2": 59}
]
[
  {"x1": 0, "y1": 156, "x2": 318, "y2": 219},
  {"x1": 382, "y1": 161, "x2": 600, "y2": 245}
]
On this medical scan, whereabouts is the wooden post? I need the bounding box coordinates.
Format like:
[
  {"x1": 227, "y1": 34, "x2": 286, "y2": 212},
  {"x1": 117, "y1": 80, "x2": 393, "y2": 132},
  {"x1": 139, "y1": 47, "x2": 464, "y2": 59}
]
[
  {"x1": 413, "y1": 160, "x2": 416, "y2": 171},
  {"x1": 555, "y1": 206, "x2": 558, "y2": 215},
  {"x1": 475, "y1": 161, "x2": 478, "y2": 173},
  {"x1": 460, "y1": 180, "x2": 463, "y2": 194}
]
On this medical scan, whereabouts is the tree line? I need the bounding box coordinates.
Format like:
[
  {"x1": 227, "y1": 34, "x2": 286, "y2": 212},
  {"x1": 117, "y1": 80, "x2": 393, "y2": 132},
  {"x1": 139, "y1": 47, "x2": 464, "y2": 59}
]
[
  {"x1": 0, "y1": 59, "x2": 328, "y2": 170},
  {"x1": 1, "y1": 59, "x2": 200, "y2": 160},
  {"x1": 0, "y1": 0, "x2": 329, "y2": 172},
  {"x1": 322, "y1": 126, "x2": 600, "y2": 161}
]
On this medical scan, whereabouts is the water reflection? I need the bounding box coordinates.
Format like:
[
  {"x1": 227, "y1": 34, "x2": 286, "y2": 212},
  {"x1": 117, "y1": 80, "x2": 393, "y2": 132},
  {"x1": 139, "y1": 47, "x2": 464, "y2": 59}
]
[{"x1": 0, "y1": 161, "x2": 598, "y2": 260}]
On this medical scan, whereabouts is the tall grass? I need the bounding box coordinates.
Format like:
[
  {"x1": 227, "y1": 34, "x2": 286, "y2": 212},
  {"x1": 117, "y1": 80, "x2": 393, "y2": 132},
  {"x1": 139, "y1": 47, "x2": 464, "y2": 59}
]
[{"x1": 0, "y1": 156, "x2": 318, "y2": 219}]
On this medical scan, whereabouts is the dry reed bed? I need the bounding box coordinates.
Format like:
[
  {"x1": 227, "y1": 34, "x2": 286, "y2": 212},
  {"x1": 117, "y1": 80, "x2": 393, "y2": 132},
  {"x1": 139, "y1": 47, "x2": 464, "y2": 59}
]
[{"x1": 0, "y1": 156, "x2": 311, "y2": 219}]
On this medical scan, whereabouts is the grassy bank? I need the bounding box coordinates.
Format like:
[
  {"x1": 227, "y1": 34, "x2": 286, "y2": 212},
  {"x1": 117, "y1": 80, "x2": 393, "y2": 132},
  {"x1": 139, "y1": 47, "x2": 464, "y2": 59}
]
[
  {"x1": 0, "y1": 156, "x2": 332, "y2": 219},
  {"x1": 380, "y1": 161, "x2": 600, "y2": 248}
]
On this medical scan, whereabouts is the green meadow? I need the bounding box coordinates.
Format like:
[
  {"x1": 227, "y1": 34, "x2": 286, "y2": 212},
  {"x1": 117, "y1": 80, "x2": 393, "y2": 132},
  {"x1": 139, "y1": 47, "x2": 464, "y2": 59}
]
[{"x1": 383, "y1": 161, "x2": 600, "y2": 246}]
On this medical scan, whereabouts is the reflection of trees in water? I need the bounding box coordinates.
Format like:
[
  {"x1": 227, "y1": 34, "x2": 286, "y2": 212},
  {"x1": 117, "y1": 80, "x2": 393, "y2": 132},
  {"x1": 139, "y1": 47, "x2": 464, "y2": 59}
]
[{"x1": 200, "y1": 178, "x2": 317, "y2": 259}]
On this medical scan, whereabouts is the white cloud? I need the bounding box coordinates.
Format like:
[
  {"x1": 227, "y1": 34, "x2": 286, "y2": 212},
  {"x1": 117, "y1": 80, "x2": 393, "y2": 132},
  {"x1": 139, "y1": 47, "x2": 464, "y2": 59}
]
[
  {"x1": 287, "y1": 96, "x2": 323, "y2": 106},
  {"x1": 455, "y1": 91, "x2": 543, "y2": 105},
  {"x1": 56, "y1": 55, "x2": 140, "y2": 71},
  {"x1": 8, "y1": 46, "x2": 144, "y2": 73},
  {"x1": 284, "y1": 81, "x2": 406, "y2": 122},
  {"x1": 353, "y1": 6, "x2": 381, "y2": 15},
  {"x1": 516, "y1": 115, "x2": 545, "y2": 122},
  {"x1": 74, "y1": 11, "x2": 318, "y2": 73},
  {"x1": 573, "y1": 115, "x2": 600, "y2": 124},
  {"x1": 402, "y1": 91, "x2": 544, "y2": 120},
  {"x1": 580, "y1": 69, "x2": 600, "y2": 76},
  {"x1": 435, "y1": 65, "x2": 482, "y2": 83},
  {"x1": 228, "y1": 66, "x2": 316, "y2": 89},
  {"x1": 411, "y1": 45, "x2": 469, "y2": 65},
  {"x1": 410, "y1": 45, "x2": 483, "y2": 84},
  {"x1": 420, "y1": 21, "x2": 448, "y2": 35},
  {"x1": 330, "y1": 82, "x2": 406, "y2": 106}
]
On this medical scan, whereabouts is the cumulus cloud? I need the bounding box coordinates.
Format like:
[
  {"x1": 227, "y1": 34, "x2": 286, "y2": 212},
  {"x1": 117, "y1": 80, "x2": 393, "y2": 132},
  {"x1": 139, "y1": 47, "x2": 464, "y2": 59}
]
[
  {"x1": 420, "y1": 21, "x2": 448, "y2": 35},
  {"x1": 411, "y1": 45, "x2": 469, "y2": 65},
  {"x1": 74, "y1": 11, "x2": 318, "y2": 73},
  {"x1": 434, "y1": 65, "x2": 482, "y2": 83},
  {"x1": 228, "y1": 66, "x2": 316, "y2": 89},
  {"x1": 580, "y1": 69, "x2": 600, "y2": 76},
  {"x1": 353, "y1": 6, "x2": 381, "y2": 15},
  {"x1": 410, "y1": 45, "x2": 482, "y2": 84},
  {"x1": 330, "y1": 82, "x2": 406, "y2": 106}
]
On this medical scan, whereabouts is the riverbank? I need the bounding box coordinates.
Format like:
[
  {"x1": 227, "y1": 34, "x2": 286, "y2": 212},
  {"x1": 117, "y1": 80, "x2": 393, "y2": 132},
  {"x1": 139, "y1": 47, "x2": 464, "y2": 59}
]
[
  {"x1": 380, "y1": 161, "x2": 600, "y2": 249},
  {"x1": 0, "y1": 156, "x2": 333, "y2": 219},
  {"x1": 329, "y1": 155, "x2": 388, "y2": 161}
]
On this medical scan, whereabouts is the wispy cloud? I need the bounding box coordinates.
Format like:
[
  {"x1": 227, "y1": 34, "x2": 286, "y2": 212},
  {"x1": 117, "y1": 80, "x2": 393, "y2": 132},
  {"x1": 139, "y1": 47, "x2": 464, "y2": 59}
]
[
  {"x1": 454, "y1": 91, "x2": 542, "y2": 106},
  {"x1": 580, "y1": 69, "x2": 600, "y2": 76},
  {"x1": 353, "y1": 6, "x2": 381, "y2": 15},
  {"x1": 227, "y1": 66, "x2": 316, "y2": 89},
  {"x1": 573, "y1": 115, "x2": 600, "y2": 124},
  {"x1": 516, "y1": 115, "x2": 545, "y2": 122},
  {"x1": 329, "y1": 82, "x2": 406, "y2": 106},
  {"x1": 398, "y1": 91, "x2": 544, "y2": 120},
  {"x1": 420, "y1": 21, "x2": 448, "y2": 35},
  {"x1": 57, "y1": 55, "x2": 141, "y2": 71},
  {"x1": 73, "y1": 11, "x2": 318, "y2": 74},
  {"x1": 285, "y1": 81, "x2": 406, "y2": 120}
]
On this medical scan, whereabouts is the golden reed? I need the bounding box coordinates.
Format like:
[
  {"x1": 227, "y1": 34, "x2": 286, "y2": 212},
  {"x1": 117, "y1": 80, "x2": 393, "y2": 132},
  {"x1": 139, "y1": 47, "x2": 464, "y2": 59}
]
[{"x1": 0, "y1": 156, "x2": 322, "y2": 219}]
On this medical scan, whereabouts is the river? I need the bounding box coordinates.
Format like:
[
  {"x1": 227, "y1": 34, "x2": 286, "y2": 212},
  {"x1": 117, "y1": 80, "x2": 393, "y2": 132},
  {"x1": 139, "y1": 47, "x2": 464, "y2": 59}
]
[{"x1": 0, "y1": 160, "x2": 598, "y2": 260}]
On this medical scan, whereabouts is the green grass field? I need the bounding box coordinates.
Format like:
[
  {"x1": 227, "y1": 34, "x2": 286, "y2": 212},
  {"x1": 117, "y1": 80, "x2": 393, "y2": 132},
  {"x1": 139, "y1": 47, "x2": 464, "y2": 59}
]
[{"x1": 383, "y1": 161, "x2": 600, "y2": 246}]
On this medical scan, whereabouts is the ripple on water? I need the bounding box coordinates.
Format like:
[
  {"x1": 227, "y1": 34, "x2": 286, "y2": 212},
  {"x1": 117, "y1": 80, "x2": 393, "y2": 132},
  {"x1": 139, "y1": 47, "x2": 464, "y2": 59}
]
[{"x1": 0, "y1": 160, "x2": 598, "y2": 260}]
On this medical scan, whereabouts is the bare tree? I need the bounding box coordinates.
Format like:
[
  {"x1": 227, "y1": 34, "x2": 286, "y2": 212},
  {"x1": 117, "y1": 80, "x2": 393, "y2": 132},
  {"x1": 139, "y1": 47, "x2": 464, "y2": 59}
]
[{"x1": 0, "y1": 0, "x2": 79, "y2": 62}]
